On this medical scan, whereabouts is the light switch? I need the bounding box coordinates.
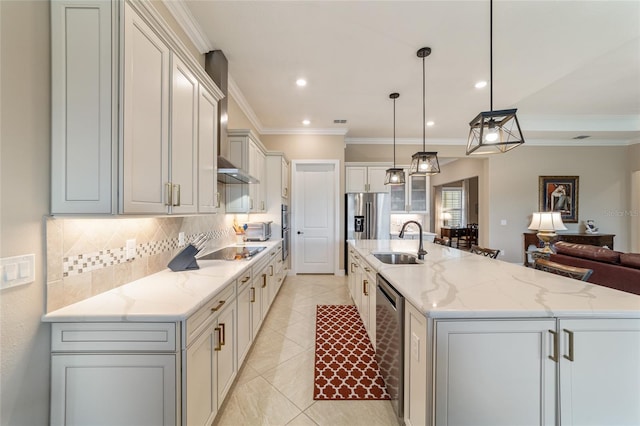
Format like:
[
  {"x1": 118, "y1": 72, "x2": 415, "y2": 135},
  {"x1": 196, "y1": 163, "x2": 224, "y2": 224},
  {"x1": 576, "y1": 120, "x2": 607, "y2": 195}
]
[
  {"x1": 1, "y1": 254, "x2": 35, "y2": 290},
  {"x1": 500, "y1": 219, "x2": 507, "y2": 226}
]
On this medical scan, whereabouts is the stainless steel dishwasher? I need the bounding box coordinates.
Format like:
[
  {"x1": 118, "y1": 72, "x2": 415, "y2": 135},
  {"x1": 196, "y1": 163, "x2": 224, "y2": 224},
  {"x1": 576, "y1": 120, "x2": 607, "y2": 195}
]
[{"x1": 376, "y1": 273, "x2": 404, "y2": 423}]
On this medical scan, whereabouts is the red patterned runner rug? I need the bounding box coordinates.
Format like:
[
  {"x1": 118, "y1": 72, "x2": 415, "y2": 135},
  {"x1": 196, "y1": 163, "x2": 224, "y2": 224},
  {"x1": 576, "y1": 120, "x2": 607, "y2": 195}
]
[{"x1": 313, "y1": 304, "x2": 390, "y2": 400}]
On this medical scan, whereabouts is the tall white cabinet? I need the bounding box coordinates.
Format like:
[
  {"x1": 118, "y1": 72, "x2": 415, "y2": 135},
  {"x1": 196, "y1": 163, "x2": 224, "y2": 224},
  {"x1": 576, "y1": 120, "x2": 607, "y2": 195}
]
[
  {"x1": 50, "y1": 0, "x2": 223, "y2": 215},
  {"x1": 50, "y1": 0, "x2": 115, "y2": 213},
  {"x1": 346, "y1": 165, "x2": 389, "y2": 193},
  {"x1": 226, "y1": 130, "x2": 267, "y2": 213}
]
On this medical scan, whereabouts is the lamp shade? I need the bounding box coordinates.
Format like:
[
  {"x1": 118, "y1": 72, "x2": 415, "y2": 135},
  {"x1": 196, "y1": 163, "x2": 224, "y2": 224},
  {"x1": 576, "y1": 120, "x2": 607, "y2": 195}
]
[{"x1": 528, "y1": 212, "x2": 568, "y2": 232}]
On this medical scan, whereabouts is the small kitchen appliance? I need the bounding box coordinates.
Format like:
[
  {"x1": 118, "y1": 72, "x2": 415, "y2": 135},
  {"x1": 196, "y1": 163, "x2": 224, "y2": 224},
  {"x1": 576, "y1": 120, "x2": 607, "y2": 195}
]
[{"x1": 245, "y1": 221, "x2": 272, "y2": 241}]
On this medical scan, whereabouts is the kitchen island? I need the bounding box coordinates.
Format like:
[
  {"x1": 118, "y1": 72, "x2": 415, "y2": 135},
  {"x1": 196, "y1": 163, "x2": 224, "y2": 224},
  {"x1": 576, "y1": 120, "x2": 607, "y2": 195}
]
[
  {"x1": 348, "y1": 239, "x2": 640, "y2": 426},
  {"x1": 43, "y1": 240, "x2": 285, "y2": 426}
]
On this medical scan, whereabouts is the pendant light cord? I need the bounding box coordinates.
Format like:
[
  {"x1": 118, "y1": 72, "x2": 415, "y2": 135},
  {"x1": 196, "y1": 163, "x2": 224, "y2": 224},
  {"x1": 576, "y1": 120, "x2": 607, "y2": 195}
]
[
  {"x1": 422, "y1": 54, "x2": 426, "y2": 151},
  {"x1": 490, "y1": 0, "x2": 493, "y2": 112},
  {"x1": 393, "y1": 96, "x2": 396, "y2": 167}
]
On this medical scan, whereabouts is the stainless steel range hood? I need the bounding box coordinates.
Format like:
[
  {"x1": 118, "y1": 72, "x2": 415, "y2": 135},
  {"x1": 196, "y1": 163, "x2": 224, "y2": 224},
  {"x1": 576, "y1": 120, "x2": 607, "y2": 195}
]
[{"x1": 217, "y1": 156, "x2": 259, "y2": 184}]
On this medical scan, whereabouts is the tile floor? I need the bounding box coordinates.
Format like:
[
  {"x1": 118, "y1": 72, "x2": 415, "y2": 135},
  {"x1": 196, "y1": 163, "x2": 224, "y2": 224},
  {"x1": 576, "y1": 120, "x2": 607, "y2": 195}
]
[{"x1": 213, "y1": 274, "x2": 398, "y2": 426}]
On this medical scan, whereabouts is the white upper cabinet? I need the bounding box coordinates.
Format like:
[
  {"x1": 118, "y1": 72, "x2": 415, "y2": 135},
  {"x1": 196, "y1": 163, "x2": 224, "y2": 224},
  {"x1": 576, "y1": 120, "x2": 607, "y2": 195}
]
[
  {"x1": 168, "y1": 55, "x2": 198, "y2": 214},
  {"x1": 51, "y1": 0, "x2": 115, "y2": 214},
  {"x1": 346, "y1": 166, "x2": 389, "y2": 193},
  {"x1": 198, "y1": 87, "x2": 219, "y2": 213},
  {"x1": 51, "y1": 0, "x2": 223, "y2": 215},
  {"x1": 121, "y1": 3, "x2": 171, "y2": 213}
]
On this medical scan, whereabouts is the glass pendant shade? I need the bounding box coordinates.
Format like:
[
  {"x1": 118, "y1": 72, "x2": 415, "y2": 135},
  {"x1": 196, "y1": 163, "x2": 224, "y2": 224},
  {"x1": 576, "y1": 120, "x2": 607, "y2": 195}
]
[
  {"x1": 384, "y1": 167, "x2": 405, "y2": 185},
  {"x1": 467, "y1": 109, "x2": 525, "y2": 155},
  {"x1": 409, "y1": 152, "x2": 440, "y2": 176}
]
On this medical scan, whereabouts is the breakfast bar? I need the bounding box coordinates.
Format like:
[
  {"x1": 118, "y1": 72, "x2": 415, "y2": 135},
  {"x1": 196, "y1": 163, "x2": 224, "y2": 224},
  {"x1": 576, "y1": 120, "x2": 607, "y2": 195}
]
[{"x1": 348, "y1": 239, "x2": 640, "y2": 426}]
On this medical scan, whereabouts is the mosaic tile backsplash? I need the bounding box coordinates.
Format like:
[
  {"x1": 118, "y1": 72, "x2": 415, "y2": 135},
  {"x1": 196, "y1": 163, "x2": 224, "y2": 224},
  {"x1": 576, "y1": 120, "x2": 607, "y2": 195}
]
[{"x1": 46, "y1": 215, "x2": 237, "y2": 312}]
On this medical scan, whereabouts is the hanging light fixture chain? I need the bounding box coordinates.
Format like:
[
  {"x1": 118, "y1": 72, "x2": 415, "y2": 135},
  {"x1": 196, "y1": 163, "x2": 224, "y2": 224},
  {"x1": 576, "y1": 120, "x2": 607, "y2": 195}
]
[
  {"x1": 393, "y1": 95, "x2": 396, "y2": 166},
  {"x1": 490, "y1": 0, "x2": 493, "y2": 112},
  {"x1": 422, "y1": 53, "x2": 426, "y2": 151}
]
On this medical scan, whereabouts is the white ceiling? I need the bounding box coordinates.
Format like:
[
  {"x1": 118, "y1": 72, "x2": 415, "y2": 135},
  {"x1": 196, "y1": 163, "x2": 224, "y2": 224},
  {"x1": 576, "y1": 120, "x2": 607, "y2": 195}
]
[{"x1": 171, "y1": 0, "x2": 640, "y2": 146}]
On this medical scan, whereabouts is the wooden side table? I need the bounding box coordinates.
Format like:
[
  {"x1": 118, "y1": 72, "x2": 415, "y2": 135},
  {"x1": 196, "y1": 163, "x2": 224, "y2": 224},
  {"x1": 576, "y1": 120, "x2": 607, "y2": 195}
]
[{"x1": 523, "y1": 232, "x2": 615, "y2": 267}]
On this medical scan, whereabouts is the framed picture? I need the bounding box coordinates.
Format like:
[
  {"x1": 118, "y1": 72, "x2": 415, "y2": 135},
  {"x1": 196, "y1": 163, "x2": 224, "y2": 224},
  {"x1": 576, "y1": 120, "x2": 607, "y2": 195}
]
[{"x1": 538, "y1": 176, "x2": 579, "y2": 223}]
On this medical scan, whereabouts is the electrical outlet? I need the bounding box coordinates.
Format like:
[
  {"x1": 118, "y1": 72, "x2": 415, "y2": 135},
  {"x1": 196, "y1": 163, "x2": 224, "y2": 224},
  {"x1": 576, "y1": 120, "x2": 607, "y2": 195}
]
[
  {"x1": 126, "y1": 239, "x2": 136, "y2": 261},
  {"x1": 178, "y1": 232, "x2": 185, "y2": 247},
  {"x1": 500, "y1": 219, "x2": 507, "y2": 226}
]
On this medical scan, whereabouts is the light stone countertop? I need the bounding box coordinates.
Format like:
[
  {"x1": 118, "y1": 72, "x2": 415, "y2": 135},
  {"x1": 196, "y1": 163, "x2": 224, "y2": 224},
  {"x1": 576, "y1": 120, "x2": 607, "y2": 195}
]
[
  {"x1": 42, "y1": 241, "x2": 282, "y2": 323},
  {"x1": 349, "y1": 239, "x2": 640, "y2": 319}
]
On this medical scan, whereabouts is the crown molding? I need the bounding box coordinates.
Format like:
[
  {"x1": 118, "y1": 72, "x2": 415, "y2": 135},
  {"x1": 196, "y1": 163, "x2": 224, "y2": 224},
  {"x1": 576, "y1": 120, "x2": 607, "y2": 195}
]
[
  {"x1": 261, "y1": 128, "x2": 349, "y2": 136},
  {"x1": 161, "y1": 0, "x2": 213, "y2": 53}
]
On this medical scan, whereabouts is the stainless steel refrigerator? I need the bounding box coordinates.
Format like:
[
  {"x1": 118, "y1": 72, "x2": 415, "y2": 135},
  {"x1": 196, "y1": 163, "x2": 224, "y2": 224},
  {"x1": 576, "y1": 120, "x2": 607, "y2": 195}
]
[{"x1": 345, "y1": 193, "x2": 390, "y2": 272}]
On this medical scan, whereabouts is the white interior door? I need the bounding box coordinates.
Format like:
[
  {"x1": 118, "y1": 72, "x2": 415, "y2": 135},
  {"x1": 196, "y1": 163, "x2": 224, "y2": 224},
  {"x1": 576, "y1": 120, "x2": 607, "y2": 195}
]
[
  {"x1": 293, "y1": 162, "x2": 337, "y2": 274},
  {"x1": 632, "y1": 171, "x2": 640, "y2": 252}
]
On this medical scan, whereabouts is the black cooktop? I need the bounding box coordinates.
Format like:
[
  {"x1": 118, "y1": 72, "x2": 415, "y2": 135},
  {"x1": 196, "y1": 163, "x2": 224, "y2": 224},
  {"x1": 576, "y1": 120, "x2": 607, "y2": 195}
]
[{"x1": 198, "y1": 246, "x2": 266, "y2": 261}]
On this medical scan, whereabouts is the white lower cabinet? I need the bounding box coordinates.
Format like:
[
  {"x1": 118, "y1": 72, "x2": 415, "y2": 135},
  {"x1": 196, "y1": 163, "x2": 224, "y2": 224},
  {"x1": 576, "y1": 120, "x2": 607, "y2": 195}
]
[
  {"x1": 404, "y1": 301, "x2": 429, "y2": 426},
  {"x1": 348, "y1": 250, "x2": 376, "y2": 345},
  {"x1": 426, "y1": 317, "x2": 640, "y2": 426},
  {"x1": 184, "y1": 285, "x2": 237, "y2": 426},
  {"x1": 237, "y1": 272, "x2": 254, "y2": 365},
  {"x1": 557, "y1": 318, "x2": 640, "y2": 425},
  {"x1": 50, "y1": 322, "x2": 178, "y2": 426},
  {"x1": 434, "y1": 319, "x2": 557, "y2": 426}
]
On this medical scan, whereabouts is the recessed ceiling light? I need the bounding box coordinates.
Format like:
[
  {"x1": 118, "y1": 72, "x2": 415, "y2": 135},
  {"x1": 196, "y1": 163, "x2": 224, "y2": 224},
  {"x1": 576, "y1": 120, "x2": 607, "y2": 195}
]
[
  {"x1": 296, "y1": 78, "x2": 307, "y2": 87},
  {"x1": 426, "y1": 121, "x2": 435, "y2": 127},
  {"x1": 475, "y1": 81, "x2": 487, "y2": 89},
  {"x1": 302, "y1": 119, "x2": 310, "y2": 125}
]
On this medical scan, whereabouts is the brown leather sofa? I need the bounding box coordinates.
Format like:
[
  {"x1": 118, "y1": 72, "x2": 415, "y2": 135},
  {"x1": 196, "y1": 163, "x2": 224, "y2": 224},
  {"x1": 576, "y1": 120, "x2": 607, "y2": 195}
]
[{"x1": 549, "y1": 241, "x2": 640, "y2": 295}]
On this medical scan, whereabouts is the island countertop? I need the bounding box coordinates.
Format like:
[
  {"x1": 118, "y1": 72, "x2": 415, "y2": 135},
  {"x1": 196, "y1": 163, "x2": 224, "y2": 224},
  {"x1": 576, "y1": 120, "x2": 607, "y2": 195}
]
[
  {"x1": 42, "y1": 240, "x2": 282, "y2": 323},
  {"x1": 349, "y1": 239, "x2": 640, "y2": 319}
]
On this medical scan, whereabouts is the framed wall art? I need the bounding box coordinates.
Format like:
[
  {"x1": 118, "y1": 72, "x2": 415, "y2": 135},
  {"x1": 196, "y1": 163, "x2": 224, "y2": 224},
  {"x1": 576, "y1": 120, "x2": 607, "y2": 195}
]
[{"x1": 538, "y1": 176, "x2": 579, "y2": 223}]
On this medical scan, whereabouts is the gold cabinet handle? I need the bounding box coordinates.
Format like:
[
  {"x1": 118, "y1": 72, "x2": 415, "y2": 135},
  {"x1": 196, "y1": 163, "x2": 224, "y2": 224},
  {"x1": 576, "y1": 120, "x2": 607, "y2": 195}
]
[
  {"x1": 241, "y1": 276, "x2": 250, "y2": 283},
  {"x1": 284, "y1": 187, "x2": 288, "y2": 197},
  {"x1": 250, "y1": 287, "x2": 255, "y2": 303},
  {"x1": 549, "y1": 330, "x2": 559, "y2": 362},
  {"x1": 165, "y1": 182, "x2": 172, "y2": 206},
  {"x1": 172, "y1": 184, "x2": 181, "y2": 206},
  {"x1": 269, "y1": 265, "x2": 274, "y2": 276},
  {"x1": 262, "y1": 273, "x2": 267, "y2": 288},
  {"x1": 219, "y1": 322, "x2": 226, "y2": 346},
  {"x1": 210, "y1": 300, "x2": 225, "y2": 312},
  {"x1": 363, "y1": 279, "x2": 368, "y2": 296},
  {"x1": 364, "y1": 267, "x2": 371, "y2": 272},
  {"x1": 215, "y1": 192, "x2": 221, "y2": 208},
  {"x1": 350, "y1": 263, "x2": 355, "y2": 273},
  {"x1": 563, "y1": 329, "x2": 574, "y2": 362},
  {"x1": 214, "y1": 327, "x2": 222, "y2": 351}
]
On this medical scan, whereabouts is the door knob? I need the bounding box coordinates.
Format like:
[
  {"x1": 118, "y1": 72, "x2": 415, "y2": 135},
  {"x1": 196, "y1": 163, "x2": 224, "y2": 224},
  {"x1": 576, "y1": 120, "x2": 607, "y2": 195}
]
[{"x1": 297, "y1": 231, "x2": 304, "y2": 234}]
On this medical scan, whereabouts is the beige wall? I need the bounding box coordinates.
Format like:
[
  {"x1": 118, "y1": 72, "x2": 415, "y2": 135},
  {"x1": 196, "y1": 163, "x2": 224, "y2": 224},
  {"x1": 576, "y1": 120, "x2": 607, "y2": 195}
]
[
  {"x1": 487, "y1": 146, "x2": 631, "y2": 263},
  {"x1": 1, "y1": 1, "x2": 51, "y2": 424},
  {"x1": 345, "y1": 143, "x2": 467, "y2": 164}
]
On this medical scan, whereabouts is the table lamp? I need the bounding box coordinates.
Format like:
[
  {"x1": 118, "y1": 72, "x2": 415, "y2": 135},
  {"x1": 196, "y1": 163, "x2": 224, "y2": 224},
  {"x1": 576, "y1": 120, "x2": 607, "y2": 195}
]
[
  {"x1": 442, "y1": 212, "x2": 453, "y2": 227},
  {"x1": 528, "y1": 211, "x2": 567, "y2": 253}
]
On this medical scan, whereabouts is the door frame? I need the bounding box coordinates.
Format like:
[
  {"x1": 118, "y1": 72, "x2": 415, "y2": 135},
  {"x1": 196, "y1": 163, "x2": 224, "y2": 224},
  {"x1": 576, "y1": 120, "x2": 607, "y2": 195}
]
[{"x1": 291, "y1": 159, "x2": 340, "y2": 276}]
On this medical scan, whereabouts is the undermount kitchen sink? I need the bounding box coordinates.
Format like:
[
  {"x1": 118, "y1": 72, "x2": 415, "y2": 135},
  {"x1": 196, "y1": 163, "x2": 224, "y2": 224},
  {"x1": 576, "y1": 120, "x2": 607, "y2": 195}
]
[{"x1": 373, "y1": 252, "x2": 423, "y2": 265}]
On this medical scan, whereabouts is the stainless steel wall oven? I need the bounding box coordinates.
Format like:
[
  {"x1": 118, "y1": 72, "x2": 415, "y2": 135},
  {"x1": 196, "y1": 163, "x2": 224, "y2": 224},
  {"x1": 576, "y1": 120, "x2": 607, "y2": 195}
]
[{"x1": 281, "y1": 204, "x2": 289, "y2": 261}]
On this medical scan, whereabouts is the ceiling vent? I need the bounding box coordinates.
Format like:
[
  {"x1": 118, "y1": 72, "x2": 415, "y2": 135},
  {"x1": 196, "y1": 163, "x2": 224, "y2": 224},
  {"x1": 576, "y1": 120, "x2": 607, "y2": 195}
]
[
  {"x1": 333, "y1": 119, "x2": 347, "y2": 124},
  {"x1": 573, "y1": 135, "x2": 591, "y2": 140}
]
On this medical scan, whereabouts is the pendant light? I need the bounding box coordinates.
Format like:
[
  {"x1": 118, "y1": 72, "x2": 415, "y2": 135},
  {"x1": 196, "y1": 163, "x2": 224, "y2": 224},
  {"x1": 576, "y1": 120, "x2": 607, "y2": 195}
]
[
  {"x1": 409, "y1": 47, "x2": 440, "y2": 176},
  {"x1": 385, "y1": 93, "x2": 405, "y2": 185},
  {"x1": 466, "y1": 0, "x2": 525, "y2": 155}
]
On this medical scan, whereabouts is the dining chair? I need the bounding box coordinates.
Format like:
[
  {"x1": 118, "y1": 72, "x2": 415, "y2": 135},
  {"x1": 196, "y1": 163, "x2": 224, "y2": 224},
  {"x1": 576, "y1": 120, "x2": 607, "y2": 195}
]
[
  {"x1": 469, "y1": 244, "x2": 500, "y2": 259},
  {"x1": 534, "y1": 258, "x2": 593, "y2": 281},
  {"x1": 458, "y1": 223, "x2": 478, "y2": 249}
]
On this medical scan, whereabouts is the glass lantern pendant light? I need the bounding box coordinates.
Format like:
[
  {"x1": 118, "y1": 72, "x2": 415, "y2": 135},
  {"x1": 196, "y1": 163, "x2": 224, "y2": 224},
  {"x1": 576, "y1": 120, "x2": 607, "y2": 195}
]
[
  {"x1": 409, "y1": 47, "x2": 440, "y2": 176},
  {"x1": 466, "y1": 0, "x2": 525, "y2": 155},
  {"x1": 385, "y1": 92, "x2": 405, "y2": 185}
]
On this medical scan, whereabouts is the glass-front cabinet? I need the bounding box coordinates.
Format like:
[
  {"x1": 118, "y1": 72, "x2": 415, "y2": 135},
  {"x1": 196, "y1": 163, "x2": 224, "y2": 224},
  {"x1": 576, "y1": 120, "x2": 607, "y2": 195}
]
[{"x1": 389, "y1": 169, "x2": 429, "y2": 213}]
